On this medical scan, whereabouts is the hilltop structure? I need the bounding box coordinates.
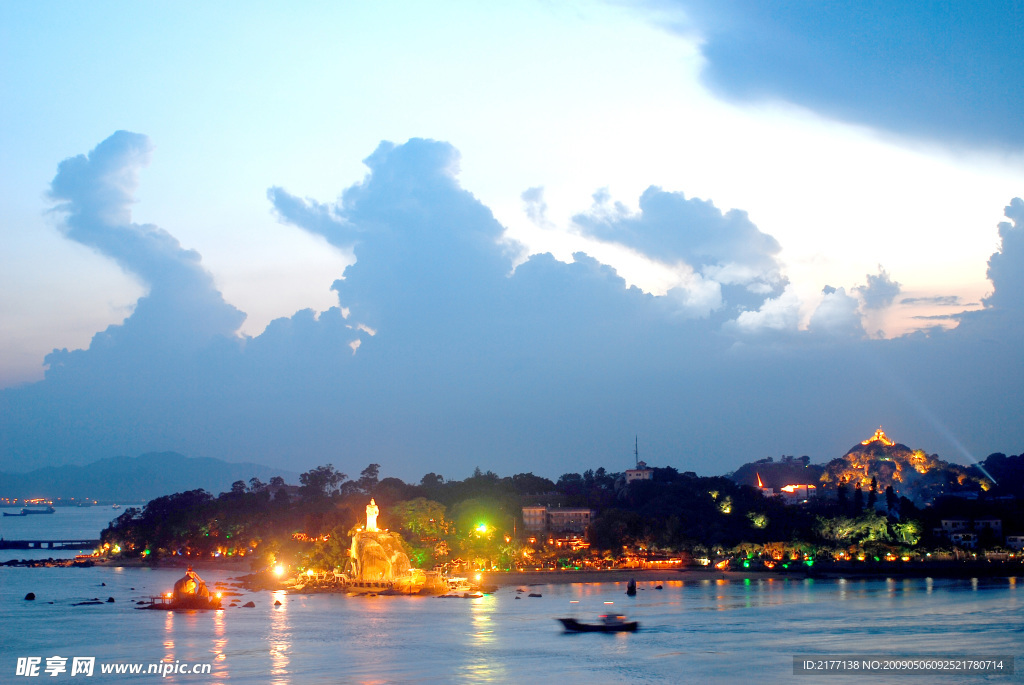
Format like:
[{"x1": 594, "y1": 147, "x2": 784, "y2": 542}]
[
  {"x1": 820, "y1": 427, "x2": 990, "y2": 505},
  {"x1": 733, "y1": 427, "x2": 992, "y2": 506}
]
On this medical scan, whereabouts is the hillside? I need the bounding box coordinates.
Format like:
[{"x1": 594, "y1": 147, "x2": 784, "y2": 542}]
[{"x1": 0, "y1": 452, "x2": 298, "y2": 502}]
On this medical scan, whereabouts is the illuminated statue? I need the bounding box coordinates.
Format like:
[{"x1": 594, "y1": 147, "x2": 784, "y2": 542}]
[{"x1": 365, "y1": 498, "x2": 379, "y2": 532}]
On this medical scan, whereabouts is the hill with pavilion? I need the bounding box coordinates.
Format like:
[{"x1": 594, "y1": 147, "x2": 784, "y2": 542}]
[{"x1": 819, "y1": 427, "x2": 990, "y2": 504}]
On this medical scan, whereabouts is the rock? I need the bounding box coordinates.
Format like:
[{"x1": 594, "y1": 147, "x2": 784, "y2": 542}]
[
  {"x1": 528, "y1": 593, "x2": 542, "y2": 597},
  {"x1": 101, "y1": 582, "x2": 106, "y2": 586},
  {"x1": 274, "y1": 600, "x2": 282, "y2": 606},
  {"x1": 107, "y1": 597, "x2": 115, "y2": 603},
  {"x1": 24, "y1": 592, "x2": 35, "y2": 600},
  {"x1": 242, "y1": 601, "x2": 256, "y2": 608}
]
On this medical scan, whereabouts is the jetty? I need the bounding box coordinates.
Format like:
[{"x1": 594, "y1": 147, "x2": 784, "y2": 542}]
[{"x1": 0, "y1": 539, "x2": 100, "y2": 550}]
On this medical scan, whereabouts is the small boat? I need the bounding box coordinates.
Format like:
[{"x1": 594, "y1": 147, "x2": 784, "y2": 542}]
[
  {"x1": 558, "y1": 614, "x2": 639, "y2": 633},
  {"x1": 111, "y1": 504, "x2": 120, "y2": 509},
  {"x1": 438, "y1": 577, "x2": 482, "y2": 598}
]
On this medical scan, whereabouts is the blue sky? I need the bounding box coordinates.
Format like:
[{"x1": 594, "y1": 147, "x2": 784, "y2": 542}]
[{"x1": 2, "y1": 1, "x2": 1023, "y2": 480}]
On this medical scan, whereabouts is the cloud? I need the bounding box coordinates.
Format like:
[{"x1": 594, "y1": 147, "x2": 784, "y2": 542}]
[
  {"x1": 661, "y1": 0, "x2": 1024, "y2": 149},
  {"x1": 728, "y1": 285, "x2": 803, "y2": 335},
  {"x1": 900, "y1": 295, "x2": 966, "y2": 307},
  {"x1": 573, "y1": 185, "x2": 786, "y2": 316},
  {"x1": 2, "y1": 134, "x2": 1023, "y2": 482},
  {"x1": 855, "y1": 265, "x2": 901, "y2": 309},
  {"x1": 46, "y1": 131, "x2": 245, "y2": 354},
  {"x1": 808, "y1": 287, "x2": 865, "y2": 337},
  {"x1": 982, "y1": 198, "x2": 1024, "y2": 312}
]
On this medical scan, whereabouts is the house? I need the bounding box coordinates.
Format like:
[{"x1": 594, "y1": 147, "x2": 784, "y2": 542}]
[
  {"x1": 934, "y1": 519, "x2": 1004, "y2": 547},
  {"x1": 522, "y1": 505, "x2": 547, "y2": 532},
  {"x1": 520, "y1": 505, "x2": 595, "y2": 535},
  {"x1": 625, "y1": 460, "x2": 653, "y2": 483},
  {"x1": 950, "y1": 532, "x2": 978, "y2": 549},
  {"x1": 1004, "y1": 535, "x2": 1024, "y2": 551}
]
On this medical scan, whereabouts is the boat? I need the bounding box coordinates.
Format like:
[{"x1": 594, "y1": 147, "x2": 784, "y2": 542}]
[
  {"x1": 626, "y1": 578, "x2": 637, "y2": 596},
  {"x1": 3, "y1": 506, "x2": 56, "y2": 516},
  {"x1": 558, "y1": 614, "x2": 639, "y2": 633},
  {"x1": 111, "y1": 504, "x2": 120, "y2": 509},
  {"x1": 437, "y1": 577, "x2": 483, "y2": 598}
]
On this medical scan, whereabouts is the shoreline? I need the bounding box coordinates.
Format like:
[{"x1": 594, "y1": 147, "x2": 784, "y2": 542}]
[{"x1": 5, "y1": 558, "x2": 1022, "y2": 585}]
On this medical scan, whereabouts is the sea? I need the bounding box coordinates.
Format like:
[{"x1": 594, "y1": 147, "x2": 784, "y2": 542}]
[{"x1": 2, "y1": 508, "x2": 1023, "y2": 683}]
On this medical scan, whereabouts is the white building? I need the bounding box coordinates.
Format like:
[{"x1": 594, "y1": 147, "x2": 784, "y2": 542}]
[{"x1": 625, "y1": 460, "x2": 653, "y2": 483}]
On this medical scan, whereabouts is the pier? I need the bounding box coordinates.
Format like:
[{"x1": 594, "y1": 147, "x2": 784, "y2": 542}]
[{"x1": 0, "y1": 539, "x2": 100, "y2": 550}]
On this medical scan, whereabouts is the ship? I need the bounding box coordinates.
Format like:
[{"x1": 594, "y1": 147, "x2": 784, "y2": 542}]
[{"x1": 3, "y1": 506, "x2": 56, "y2": 517}]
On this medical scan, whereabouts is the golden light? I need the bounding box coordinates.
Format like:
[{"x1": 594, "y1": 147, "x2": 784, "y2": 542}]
[
  {"x1": 164, "y1": 592, "x2": 173, "y2": 598},
  {"x1": 273, "y1": 564, "x2": 286, "y2": 577},
  {"x1": 862, "y1": 427, "x2": 895, "y2": 447},
  {"x1": 715, "y1": 560, "x2": 729, "y2": 570},
  {"x1": 306, "y1": 569, "x2": 315, "y2": 577}
]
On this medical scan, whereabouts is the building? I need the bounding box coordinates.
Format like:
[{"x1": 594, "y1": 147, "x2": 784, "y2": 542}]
[
  {"x1": 522, "y1": 505, "x2": 547, "y2": 532},
  {"x1": 1005, "y1": 535, "x2": 1024, "y2": 551},
  {"x1": 625, "y1": 460, "x2": 653, "y2": 483},
  {"x1": 934, "y1": 519, "x2": 1004, "y2": 547},
  {"x1": 950, "y1": 532, "x2": 978, "y2": 549},
  {"x1": 520, "y1": 505, "x2": 595, "y2": 535}
]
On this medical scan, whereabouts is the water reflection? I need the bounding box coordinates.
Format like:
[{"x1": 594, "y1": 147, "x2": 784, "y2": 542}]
[
  {"x1": 163, "y1": 610, "x2": 174, "y2": 662},
  {"x1": 269, "y1": 590, "x2": 290, "y2": 685},
  {"x1": 211, "y1": 608, "x2": 227, "y2": 684},
  {"x1": 463, "y1": 594, "x2": 504, "y2": 682}
]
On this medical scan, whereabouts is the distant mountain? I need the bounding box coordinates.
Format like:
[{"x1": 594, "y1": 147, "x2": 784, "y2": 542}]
[{"x1": 0, "y1": 452, "x2": 299, "y2": 502}]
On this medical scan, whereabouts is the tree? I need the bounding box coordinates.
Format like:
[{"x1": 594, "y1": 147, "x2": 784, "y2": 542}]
[
  {"x1": 230, "y1": 480, "x2": 247, "y2": 495},
  {"x1": 853, "y1": 484, "x2": 864, "y2": 511},
  {"x1": 299, "y1": 464, "x2": 347, "y2": 500},
  {"x1": 420, "y1": 473, "x2": 444, "y2": 488},
  {"x1": 358, "y1": 463, "x2": 381, "y2": 493},
  {"x1": 269, "y1": 476, "x2": 286, "y2": 488},
  {"x1": 510, "y1": 472, "x2": 555, "y2": 495},
  {"x1": 392, "y1": 498, "x2": 449, "y2": 537},
  {"x1": 867, "y1": 477, "x2": 878, "y2": 509},
  {"x1": 884, "y1": 485, "x2": 897, "y2": 514},
  {"x1": 249, "y1": 477, "x2": 265, "y2": 492}
]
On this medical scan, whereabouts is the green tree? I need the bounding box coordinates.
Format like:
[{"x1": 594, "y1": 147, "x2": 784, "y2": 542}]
[
  {"x1": 299, "y1": 464, "x2": 347, "y2": 500},
  {"x1": 391, "y1": 498, "x2": 449, "y2": 537}
]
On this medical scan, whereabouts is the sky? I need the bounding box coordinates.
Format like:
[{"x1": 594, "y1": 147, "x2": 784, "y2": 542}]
[{"x1": 2, "y1": 1, "x2": 1023, "y2": 481}]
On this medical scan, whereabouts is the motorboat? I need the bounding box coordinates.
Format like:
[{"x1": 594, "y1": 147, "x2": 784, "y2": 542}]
[{"x1": 558, "y1": 613, "x2": 639, "y2": 633}]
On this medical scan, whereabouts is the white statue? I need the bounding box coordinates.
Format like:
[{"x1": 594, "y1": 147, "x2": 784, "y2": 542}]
[{"x1": 365, "y1": 498, "x2": 379, "y2": 532}]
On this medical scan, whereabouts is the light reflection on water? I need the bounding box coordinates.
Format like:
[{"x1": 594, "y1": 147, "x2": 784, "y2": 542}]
[
  {"x1": 1, "y1": 569, "x2": 1021, "y2": 684},
  {"x1": 269, "y1": 590, "x2": 289, "y2": 684}
]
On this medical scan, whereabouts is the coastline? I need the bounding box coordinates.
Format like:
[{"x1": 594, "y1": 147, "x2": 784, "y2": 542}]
[
  {"x1": 6, "y1": 557, "x2": 1022, "y2": 585},
  {"x1": 479, "y1": 568, "x2": 782, "y2": 586}
]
